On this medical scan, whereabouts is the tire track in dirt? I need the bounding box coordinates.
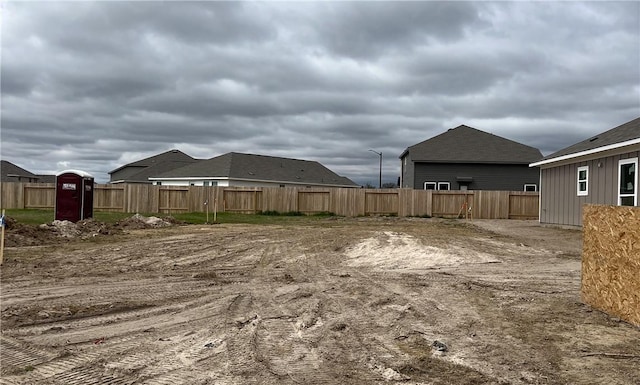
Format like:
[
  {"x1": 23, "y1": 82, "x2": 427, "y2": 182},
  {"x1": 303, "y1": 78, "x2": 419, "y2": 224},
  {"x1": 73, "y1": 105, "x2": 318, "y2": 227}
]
[
  {"x1": 0, "y1": 335, "x2": 58, "y2": 375},
  {"x1": 2, "y1": 220, "x2": 637, "y2": 385}
]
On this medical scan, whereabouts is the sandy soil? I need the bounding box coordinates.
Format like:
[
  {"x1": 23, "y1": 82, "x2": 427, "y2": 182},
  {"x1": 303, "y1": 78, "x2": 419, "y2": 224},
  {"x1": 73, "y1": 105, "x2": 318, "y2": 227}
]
[{"x1": 1, "y1": 217, "x2": 639, "y2": 384}]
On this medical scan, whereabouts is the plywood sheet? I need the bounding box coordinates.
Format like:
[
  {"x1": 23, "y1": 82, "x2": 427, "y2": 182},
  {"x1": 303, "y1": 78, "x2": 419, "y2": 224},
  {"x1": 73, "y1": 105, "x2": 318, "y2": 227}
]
[{"x1": 582, "y1": 204, "x2": 640, "y2": 326}]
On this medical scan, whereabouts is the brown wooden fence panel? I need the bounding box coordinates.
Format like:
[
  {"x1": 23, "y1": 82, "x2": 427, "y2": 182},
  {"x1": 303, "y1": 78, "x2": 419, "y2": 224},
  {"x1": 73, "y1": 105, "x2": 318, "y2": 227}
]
[
  {"x1": 508, "y1": 192, "x2": 539, "y2": 219},
  {"x1": 401, "y1": 189, "x2": 433, "y2": 217},
  {"x1": 188, "y1": 185, "x2": 206, "y2": 212},
  {"x1": 24, "y1": 184, "x2": 55, "y2": 209},
  {"x1": 1, "y1": 182, "x2": 23, "y2": 208},
  {"x1": 432, "y1": 192, "x2": 473, "y2": 217},
  {"x1": 94, "y1": 185, "x2": 125, "y2": 212},
  {"x1": 262, "y1": 187, "x2": 298, "y2": 213},
  {"x1": 298, "y1": 190, "x2": 331, "y2": 213},
  {"x1": 158, "y1": 187, "x2": 189, "y2": 214},
  {"x1": 123, "y1": 184, "x2": 157, "y2": 213},
  {"x1": 365, "y1": 190, "x2": 399, "y2": 215},
  {"x1": 331, "y1": 188, "x2": 365, "y2": 217},
  {"x1": 475, "y1": 190, "x2": 510, "y2": 219},
  {"x1": 223, "y1": 189, "x2": 262, "y2": 213}
]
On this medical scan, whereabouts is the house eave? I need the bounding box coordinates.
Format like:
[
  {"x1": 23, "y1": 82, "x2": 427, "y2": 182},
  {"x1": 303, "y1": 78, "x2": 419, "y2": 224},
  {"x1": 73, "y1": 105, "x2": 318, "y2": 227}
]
[
  {"x1": 148, "y1": 176, "x2": 358, "y2": 188},
  {"x1": 529, "y1": 138, "x2": 640, "y2": 168},
  {"x1": 412, "y1": 160, "x2": 533, "y2": 165},
  {"x1": 148, "y1": 176, "x2": 228, "y2": 181}
]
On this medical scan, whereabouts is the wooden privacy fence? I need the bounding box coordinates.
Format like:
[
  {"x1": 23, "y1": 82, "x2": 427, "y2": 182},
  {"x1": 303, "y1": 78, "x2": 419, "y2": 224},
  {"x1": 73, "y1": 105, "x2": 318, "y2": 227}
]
[{"x1": 0, "y1": 183, "x2": 539, "y2": 219}]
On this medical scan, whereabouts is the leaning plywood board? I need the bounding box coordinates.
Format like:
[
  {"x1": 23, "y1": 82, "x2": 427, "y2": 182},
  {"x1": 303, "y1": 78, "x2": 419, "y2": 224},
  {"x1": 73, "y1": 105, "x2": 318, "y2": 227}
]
[{"x1": 582, "y1": 204, "x2": 640, "y2": 327}]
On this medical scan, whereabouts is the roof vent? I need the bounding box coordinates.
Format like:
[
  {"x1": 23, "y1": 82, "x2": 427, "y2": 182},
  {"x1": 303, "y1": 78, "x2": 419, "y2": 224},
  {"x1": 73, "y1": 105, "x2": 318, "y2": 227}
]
[{"x1": 589, "y1": 136, "x2": 599, "y2": 142}]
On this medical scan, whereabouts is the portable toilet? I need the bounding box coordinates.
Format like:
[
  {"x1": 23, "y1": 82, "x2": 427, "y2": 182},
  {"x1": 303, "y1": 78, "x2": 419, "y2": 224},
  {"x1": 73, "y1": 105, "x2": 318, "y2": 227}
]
[{"x1": 55, "y1": 170, "x2": 94, "y2": 222}]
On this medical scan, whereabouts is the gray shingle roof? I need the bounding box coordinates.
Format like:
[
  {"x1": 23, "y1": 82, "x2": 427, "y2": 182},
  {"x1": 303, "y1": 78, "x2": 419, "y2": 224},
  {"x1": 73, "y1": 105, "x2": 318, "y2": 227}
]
[
  {"x1": 1, "y1": 160, "x2": 38, "y2": 182},
  {"x1": 151, "y1": 152, "x2": 359, "y2": 187},
  {"x1": 403, "y1": 125, "x2": 542, "y2": 164},
  {"x1": 108, "y1": 149, "x2": 196, "y2": 174},
  {"x1": 537, "y1": 117, "x2": 640, "y2": 162},
  {"x1": 124, "y1": 160, "x2": 200, "y2": 182}
]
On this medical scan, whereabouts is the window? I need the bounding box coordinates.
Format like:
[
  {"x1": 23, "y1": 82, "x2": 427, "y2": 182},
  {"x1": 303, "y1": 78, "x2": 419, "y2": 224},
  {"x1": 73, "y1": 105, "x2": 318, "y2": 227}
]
[
  {"x1": 618, "y1": 158, "x2": 638, "y2": 206},
  {"x1": 424, "y1": 182, "x2": 436, "y2": 190},
  {"x1": 425, "y1": 182, "x2": 450, "y2": 190},
  {"x1": 524, "y1": 184, "x2": 537, "y2": 192},
  {"x1": 203, "y1": 181, "x2": 210, "y2": 186},
  {"x1": 577, "y1": 166, "x2": 588, "y2": 196}
]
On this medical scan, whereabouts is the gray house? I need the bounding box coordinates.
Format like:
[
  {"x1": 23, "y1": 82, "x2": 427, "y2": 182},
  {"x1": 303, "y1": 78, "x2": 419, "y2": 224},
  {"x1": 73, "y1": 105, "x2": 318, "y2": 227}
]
[
  {"x1": 400, "y1": 125, "x2": 542, "y2": 191},
  {"x1": 109, "y1": 149, "x2": 198, "y2": 184},
  {"x1": 1, "y1": 160, "x2": 40, "y2": 183},
  {"x1": 149, "y1": 152, "x2": 359, "y2": 188},
  {"x1": 530, "y1": 117, "x2": 640, "y2": 226}
]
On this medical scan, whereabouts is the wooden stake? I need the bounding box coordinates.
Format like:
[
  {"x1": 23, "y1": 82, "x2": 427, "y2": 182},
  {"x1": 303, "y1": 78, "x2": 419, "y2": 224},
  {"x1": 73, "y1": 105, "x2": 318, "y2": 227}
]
[{"x1": 0, "y1": 209, "x2": 6, "y2": 266}]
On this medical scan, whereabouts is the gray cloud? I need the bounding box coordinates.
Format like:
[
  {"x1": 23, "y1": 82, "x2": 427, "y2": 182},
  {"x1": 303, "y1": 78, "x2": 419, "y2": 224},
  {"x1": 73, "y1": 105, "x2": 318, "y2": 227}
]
[{"x1": 1, "y1": 1, "x2": 638, "y2": 185}]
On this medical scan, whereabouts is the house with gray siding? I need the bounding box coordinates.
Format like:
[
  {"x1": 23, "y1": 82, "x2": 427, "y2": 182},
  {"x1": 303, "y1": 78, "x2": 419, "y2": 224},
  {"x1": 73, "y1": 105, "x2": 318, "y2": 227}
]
[
  {"x1": 149, "y1": 152, "x2": 359, "y2": 188},
  {"x1": 1, "y1": 160, "x2": 55, "y2": 183},
  {"x1": 400, "y1": 125, "x2": 542, "y2": 191},
  {"x1": 530, "y1": 117, "x2": 640, "y2": 227}
]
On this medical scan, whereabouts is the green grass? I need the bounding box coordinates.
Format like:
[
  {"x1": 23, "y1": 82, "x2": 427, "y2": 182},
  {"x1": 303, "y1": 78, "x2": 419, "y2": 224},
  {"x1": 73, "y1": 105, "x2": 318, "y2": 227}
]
[
  {"x1": 3, "y1": 209, "x2": 337, "y2": 226},
  {"x1": 4, "y1": 209, "x2": 54, "y2": 226}
]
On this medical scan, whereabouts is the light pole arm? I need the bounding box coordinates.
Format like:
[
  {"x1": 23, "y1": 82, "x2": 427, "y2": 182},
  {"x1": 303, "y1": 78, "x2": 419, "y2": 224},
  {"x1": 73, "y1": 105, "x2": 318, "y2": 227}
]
[{"x1": 368, "y1": 149, "x2": 383, "y2": 189}]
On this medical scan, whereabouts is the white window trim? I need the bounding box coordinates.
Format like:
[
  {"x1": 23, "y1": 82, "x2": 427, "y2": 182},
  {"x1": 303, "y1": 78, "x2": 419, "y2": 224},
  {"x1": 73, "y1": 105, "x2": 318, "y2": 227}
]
[
  {"x1": 437, "y1": 182, "x2": 450, "y2": 191},
  {"x1": 577, "y1": 166, "x2": 588, "y2": 196},
  {"x1": 524, "y1": 184, "x2": 537, "y2": 192},
  {"x1": 618, "y1": 158, "x2": 638, "y2": 206},
  {"x1": 424, "y1": 182, "x2": 437, "y2": 190}
]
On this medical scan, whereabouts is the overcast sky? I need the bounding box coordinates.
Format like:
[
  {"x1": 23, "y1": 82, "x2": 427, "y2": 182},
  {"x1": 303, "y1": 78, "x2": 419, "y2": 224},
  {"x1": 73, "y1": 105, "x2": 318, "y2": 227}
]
[{"x1": 2, "y1": 1, "x2": 639, "y2": 185}]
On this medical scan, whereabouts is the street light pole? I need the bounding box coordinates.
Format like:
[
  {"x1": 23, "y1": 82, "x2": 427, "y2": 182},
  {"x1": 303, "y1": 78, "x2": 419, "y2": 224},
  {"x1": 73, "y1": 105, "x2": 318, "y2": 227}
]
[{"x1": 369, "y1": 149, "x2": 382, "y2": 189}]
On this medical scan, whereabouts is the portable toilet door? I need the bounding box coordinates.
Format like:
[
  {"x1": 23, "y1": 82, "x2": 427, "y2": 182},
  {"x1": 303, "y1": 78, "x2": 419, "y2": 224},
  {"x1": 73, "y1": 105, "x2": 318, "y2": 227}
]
[
  {"x1": 55, "y1": 170, "x2": 94, "y2": 222},
  {"x1": 83, "y1": 180, "x2": 94, "y2": 220}
]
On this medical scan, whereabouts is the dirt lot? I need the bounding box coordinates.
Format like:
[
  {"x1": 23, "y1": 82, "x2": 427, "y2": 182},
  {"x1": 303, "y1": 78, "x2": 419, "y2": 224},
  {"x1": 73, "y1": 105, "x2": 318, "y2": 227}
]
[{"x1": 1, "y1": 217, "x2": 639, "y2": 384}]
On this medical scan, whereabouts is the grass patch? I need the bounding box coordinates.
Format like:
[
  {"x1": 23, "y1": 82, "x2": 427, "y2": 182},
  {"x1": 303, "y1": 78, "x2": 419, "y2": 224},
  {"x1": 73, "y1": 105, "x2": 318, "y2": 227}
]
[
  {"x1": 4, "y1": 209, "x2": 54, "y2": 225},
  {"x1": 173, "y1": 211, "x2": 335, "y2": 224},
  {"x1": 5, "y1": 209, "x2": 338, "y2": 226}
]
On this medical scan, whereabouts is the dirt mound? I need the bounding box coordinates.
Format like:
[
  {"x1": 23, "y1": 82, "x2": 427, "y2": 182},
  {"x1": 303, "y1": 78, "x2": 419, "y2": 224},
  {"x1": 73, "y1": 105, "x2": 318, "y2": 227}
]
[
  {"x1": 114, "y1": 213, "x2": 178, "y2": 230},
  {"x1": 2, "y1": 217, "x2": 57, "y2": 247},
  {"x1": 3, "y1": 214, "x2": 181, "y2": 247},
  {"x1": 345, "y1": 231, "x2": 500, "y2": 270}
]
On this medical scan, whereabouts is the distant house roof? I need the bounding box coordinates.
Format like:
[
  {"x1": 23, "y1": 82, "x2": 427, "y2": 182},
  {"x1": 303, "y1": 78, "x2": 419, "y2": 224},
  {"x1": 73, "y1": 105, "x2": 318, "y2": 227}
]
[
  {"x1": 149, "y1": 152, "x2": 359, "y2": 187},
  {"x1": 109, "y1": 149, "x2": 198, "y2": 183},
  {"x1": 531, "y1": 117, "x2": 640, "y2": 167},
  {"x1": 1, "y1": 160, "x2": 39, "y2": 182},
  {"x1": 401, "y1": 125, "x2": 543, "y2": 164},
  {"x1": 35, "y1": 174, "x2": 56, "y2": 183}
]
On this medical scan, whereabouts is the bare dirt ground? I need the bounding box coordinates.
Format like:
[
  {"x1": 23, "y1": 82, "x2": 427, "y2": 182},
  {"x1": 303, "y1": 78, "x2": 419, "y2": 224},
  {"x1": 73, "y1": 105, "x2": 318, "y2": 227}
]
[{"x1": 1, "y1": 217, "x2": 639, "y2": 384}]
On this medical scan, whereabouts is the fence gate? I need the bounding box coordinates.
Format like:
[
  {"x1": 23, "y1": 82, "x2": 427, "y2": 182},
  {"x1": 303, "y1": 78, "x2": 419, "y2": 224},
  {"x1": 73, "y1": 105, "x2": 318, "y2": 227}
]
[
  {"x1": 223, "y1": 189, "x2": 262, "y2": 213},
  {"x1": 297, "y1": 191, "x2": 331, "y2": 214},
  {"x1": 159, "y1": 188, "x2": 189, "y2": 214}
]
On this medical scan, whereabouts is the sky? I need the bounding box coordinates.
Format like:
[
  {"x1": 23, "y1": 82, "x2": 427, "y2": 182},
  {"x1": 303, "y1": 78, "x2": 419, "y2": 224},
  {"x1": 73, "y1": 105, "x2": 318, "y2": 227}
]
[{"x1": 1, "y1": 1, "x2": 639, "y2": 186}]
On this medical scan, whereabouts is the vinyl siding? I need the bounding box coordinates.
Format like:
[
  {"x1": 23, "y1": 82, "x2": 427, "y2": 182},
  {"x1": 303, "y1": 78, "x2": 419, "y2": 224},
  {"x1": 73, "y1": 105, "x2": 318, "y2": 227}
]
[
  {"x1": 412, "y1": 163, "x2": 539, "y2": 191},
  {"x1": 401, "y1": 154, "x2": 415, "y2": 188},
  {"x1": 540, "y1": 150, "x2": 640, "y2": 226}
]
